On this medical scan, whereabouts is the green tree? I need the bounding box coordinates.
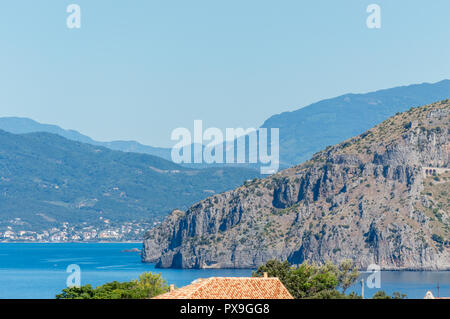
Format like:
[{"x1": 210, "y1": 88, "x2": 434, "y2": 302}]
[
  {"x1": 93, "y1": 281, "x2": 143, "y2": 299},
  {"x1": 290, "y1": 262, "x2": 339, "y2": 298},
  {"x1": 136, "y1": 272, "x2": 169, "y2": 298},
  {"x1": 372, "y1": 290, "x2": 407, "y2": 299},
  {"x1": 372, "y1": 291, "x2": 390, "y2": 299},
  {"x1": 56, "y1": 284, "x2": 96, "y2": 299},
  {"x1": 336, "y1": 259, "x2": 359, "y2": 294},
  {"x1": 252, "y1": 259, "x2": 360, "y2": 299},
  {"x1": 56, "y1": 272, "x2": 169, "y2": 299},
  {"x1": 252, "y1": 259, "x2": 292, "y2": 283},
  {"x1": 392, "y1": 292, "x2": 408, "y2": 299}
]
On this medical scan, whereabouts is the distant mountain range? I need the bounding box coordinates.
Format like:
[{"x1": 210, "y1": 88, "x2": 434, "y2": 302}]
[
  {"x1": 1, "y1": 80, "x2": 448, "y2": 170},
  {"x1": 0, "y1": 117, "x2": 250, "y2": 170},
  {"x1": 262, "y1": 79, "x2": 450, "y2": 166},
  {"x1": 0, "y1": 130, "x2": 259, "y2": 241},
  {"x1": 1, "y1": 79, "x2": 449, "y2": 242},
  {"x1": 0, "y1": 117, "x2": 173, "y2": 161}
]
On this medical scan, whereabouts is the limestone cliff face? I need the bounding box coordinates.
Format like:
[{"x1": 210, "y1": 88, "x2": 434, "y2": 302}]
[{"x1": 143, "y1": 100, "x2": 450, "y2": 269}]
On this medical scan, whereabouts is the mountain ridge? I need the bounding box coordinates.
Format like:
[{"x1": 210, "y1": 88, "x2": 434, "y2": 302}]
[
  {"x1": 143, "y1": 99, "x2": 450, "y2": 270},
  {"x1": 0, "y1": 117, "x2": 173, "y2": 161},
  {"x1": 262, "y1": 79, "x2": 450, "y2": 166},
  {"x1": 2, "y1": 80, "x2": 449, "y2": 170},
  {"x1": 0, "y1": 129, "x2": 259, "y2": 241}
]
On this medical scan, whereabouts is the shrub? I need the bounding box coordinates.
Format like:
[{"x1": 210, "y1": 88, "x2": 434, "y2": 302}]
[
  {"x1": 252, "y1": 259, "x2": 359, "y2": 299},
  {"x1": 56, "y1": 272, "x2": 169, "y2": 299}
]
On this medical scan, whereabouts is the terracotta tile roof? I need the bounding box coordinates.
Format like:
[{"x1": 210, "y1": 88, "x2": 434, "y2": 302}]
[{"x1": 153, "y1": 277, "x2": 294, "y2": 299}]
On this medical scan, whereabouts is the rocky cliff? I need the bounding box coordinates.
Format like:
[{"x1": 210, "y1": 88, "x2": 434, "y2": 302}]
[{"x1": 143, "y1": 100, "x2": 450, "y2": 270}]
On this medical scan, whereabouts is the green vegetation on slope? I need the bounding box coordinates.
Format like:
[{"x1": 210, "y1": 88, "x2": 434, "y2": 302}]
[{"x1": 0, "y1": 130, "x2": 259, "y2": 235}]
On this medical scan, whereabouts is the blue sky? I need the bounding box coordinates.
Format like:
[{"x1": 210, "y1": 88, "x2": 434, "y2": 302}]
[{"x1": 0, "y1": 0, "x2": 449, "y2": 147}]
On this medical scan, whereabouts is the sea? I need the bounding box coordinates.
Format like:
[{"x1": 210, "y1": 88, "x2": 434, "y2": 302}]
[{"x1": 0, "y1": 243, "x2": 448, "y2": 299}]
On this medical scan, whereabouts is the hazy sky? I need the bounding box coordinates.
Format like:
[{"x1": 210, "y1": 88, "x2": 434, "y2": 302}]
[{"x1": 0, "y1": 0, "x2": 449, "y2": 147}]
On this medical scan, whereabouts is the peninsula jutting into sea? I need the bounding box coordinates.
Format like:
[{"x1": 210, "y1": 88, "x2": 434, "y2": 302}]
[{"x1": 0, "y1": 1, "x2": 449, "y2": 303}]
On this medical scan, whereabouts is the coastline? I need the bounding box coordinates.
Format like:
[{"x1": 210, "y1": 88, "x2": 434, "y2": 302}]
[
  {"x1": 1, "y1": 243, "x2": 449, "y2": 299},
  {"x1": 3, "y1": 243, "x2": 448, "y2": 271}
]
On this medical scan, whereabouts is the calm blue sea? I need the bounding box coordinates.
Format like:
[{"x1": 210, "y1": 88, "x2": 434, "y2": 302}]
[{"x1": 0, "y1": 243, "x2": 448, "y2": 299}]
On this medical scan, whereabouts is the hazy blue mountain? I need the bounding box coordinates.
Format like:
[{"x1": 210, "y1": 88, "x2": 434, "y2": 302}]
[
  {"x1": 0, "y1": 117, "x2": 173, "y2": 161},
  {"x1": 0, "y1": 130, "x2": 260, "y2": 234},
  {"x1": 0, "y1": 118, "x2": 248, "y2": 169},
  {"x1": 262, "y1": 79, "x2": 450, "y2": 166},
  {"x1": 0, "y1": 117, "x2": 260, "y2": 170},
  {"x1": 1, "y1": 80, "x2": 449, "y2": 170}
]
